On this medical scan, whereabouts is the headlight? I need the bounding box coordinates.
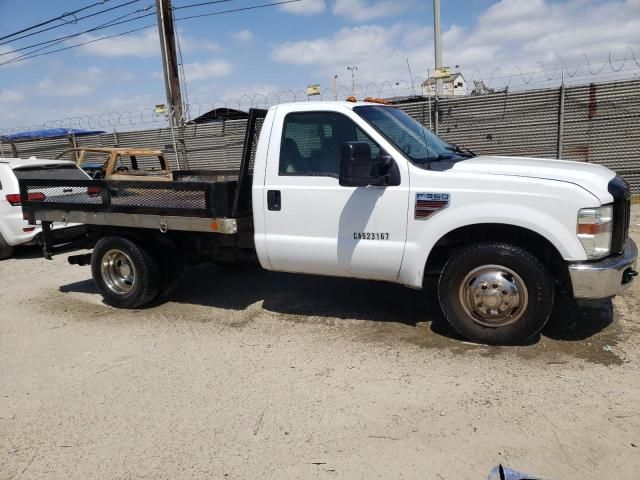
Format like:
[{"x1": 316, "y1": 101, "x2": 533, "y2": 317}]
[{"x1": 577, "y1": 205, "x2": 613, "y2": 259}]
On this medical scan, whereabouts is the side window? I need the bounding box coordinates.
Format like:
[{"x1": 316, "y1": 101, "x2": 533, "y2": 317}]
[
  {"x1": 354, "y1": 128, "x2": 381, "y2": 158},
  {"x1": 280, "y1": 112, "x2": 382, "y2": 177}
]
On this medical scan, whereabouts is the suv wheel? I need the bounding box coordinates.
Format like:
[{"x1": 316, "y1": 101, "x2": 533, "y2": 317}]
[{"x1": 0, "y1": 232, "x2": 15, "y2": 260}]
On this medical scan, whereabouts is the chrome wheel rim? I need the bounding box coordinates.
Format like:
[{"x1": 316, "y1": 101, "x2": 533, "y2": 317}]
[
  {"x1": 459, "y1": 265, "x2": 528, "y2": 328},
  {"x1": 101, "y1": 249, "x2": 135, "y2": 295}
]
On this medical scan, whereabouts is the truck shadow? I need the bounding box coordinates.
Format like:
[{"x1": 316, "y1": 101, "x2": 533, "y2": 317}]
[
  {"x1": 59, "y1": 262, "x2": 615, "y2": 345},
  {"x1": 9, "y1": 245, "x2": 45, "y2": 260}
]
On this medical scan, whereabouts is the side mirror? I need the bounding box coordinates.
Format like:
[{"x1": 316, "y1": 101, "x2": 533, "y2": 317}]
[{"x1": 339, "y1": 141, "x2": 391, "y2": 187}]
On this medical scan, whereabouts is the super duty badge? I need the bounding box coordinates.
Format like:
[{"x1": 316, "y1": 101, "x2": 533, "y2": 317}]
[{"x1": 415, "y1": 193, "x2": 450, "y2": 219}]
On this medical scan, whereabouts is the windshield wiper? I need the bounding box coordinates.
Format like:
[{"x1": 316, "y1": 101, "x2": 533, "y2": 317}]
[
  {"x1": 411, "y1": 153, "x2": 455, "y2": 164},
  {"x1": 445, "y1": 144, "x2": 476, "y2": 157}
]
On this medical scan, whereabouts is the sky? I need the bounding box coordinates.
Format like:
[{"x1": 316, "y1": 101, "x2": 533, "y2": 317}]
[{"x1": 0, "y1": 0, "x2": 639, "y2": 131}]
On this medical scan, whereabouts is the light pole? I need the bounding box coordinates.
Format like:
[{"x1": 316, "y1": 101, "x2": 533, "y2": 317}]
[
  {"x1": 347, "y1": 66, "x2": 358, "y2": 96},
  {"x1": 433, "y1": 0, "x2": 442, "y2": 97},
  {"x1": 333, "y1": 74, "x2": 338, "y2": 100}
]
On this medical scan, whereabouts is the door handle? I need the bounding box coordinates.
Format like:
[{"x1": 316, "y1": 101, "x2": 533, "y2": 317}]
[{"x1": 267, "y1": 190, "x2": 281, "y2": 211}]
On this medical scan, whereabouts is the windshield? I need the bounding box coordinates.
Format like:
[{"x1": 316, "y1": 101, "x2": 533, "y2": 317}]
[{"x1": 354, "y1": 105, "x2": 469, "y2": 164}]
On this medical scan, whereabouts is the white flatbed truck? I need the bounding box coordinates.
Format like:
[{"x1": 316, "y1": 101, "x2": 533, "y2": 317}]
[{"x1": 19, "y1": 102, "x2": 637, "y2": 345}]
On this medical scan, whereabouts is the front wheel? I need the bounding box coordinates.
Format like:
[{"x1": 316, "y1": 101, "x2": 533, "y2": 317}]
[
  {"x1": 91, "y1": 236, "x2": 160, "y2": 309},
  {"x1": 438, "y1": 242, "x2": 554, "y2": 345}
]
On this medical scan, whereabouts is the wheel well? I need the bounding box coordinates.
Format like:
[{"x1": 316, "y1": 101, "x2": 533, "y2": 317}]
[
  {"x1": 424, "y1": 223, "x2": 571, "y2": 288},
  {"x1": 87, "y1": 227, "x2": 180, "y2": 259}
]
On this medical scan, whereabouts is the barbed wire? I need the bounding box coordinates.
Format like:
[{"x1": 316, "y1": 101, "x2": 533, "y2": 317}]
[
  {"x1": 2, "y1": 49, "x2": 640, "y2": 137},
  {"x1": 461, "y1": 47, "x2": 640, "y2": 89}
]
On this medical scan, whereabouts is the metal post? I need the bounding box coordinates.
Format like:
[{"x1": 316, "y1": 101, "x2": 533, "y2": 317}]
[
  {"x1": 557, "y1": 71, "x2": 565, "y2": 159},
  {"x1": 347, "y1": 66, "x2": 358, "y2": 96},
  {"x1": 167, "y1": 107, "x2": 182, "y2": 170},
  {"x1": 434, "y1": 97, "x2": 439, "y2": 135},
  {"x1": 427, "y1": 68, "x2": 432, "y2": 131},
  {"x1": 333, "y1": 75, "x2": 338, "y2": 101},
  {"x1": 433, "y1": 0, "x2": 443, "y2": 97}
]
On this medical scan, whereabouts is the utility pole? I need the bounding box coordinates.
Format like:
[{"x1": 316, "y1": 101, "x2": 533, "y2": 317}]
[
  {"x1": 156, "y1": 0, "x2": 185, "y2": 168},
  {"x1": 156, "y1": 0, "x2": 184, "y2": 126},
  {"x1": 347, "y1": 65, "x2": 358, "y2": 96}
]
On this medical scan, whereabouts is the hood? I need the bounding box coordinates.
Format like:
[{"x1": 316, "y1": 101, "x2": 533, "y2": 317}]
[{"x1": 449, "y1": 155, "x2": 615, "y2": 203}]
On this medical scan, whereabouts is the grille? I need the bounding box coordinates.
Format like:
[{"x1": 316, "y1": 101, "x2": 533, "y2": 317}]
[{"x1": 609, "y1": 176, "x2": 631, "y2": 255}]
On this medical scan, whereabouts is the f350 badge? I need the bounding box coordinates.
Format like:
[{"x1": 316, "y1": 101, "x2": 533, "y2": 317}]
[{"x1": 415, "y1": 193, "x2": 450, "y2": 219}]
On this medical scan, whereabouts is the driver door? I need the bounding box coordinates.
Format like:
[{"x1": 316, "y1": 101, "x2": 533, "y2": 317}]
[{"x1": 262, "y1": 109, "x2": 409, "y2": 281}]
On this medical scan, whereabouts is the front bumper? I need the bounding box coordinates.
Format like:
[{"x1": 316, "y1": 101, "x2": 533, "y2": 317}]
[{"x1": 568, "y1": 239, "x2": 638, "y2": 299}]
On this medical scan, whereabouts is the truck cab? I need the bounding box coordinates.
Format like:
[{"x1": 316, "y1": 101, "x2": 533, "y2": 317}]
[{"x1": 252, "y1": 101, "x2": 636, "y2": 343}]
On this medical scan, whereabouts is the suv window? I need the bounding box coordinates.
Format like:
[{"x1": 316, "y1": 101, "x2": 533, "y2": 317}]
[{"x1": 280, "y1": 111, "x2": 381, "y2": 176}]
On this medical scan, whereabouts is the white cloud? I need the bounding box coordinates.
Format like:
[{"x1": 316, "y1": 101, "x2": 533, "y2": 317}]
[
  {"x1": 0, "y1": 89, "x2": 24, "y2": 103},
  {"x1": 279, "y1": 0, "x2": 326, "y2": 15},
  {"x1": 0, "y1": 44, "x2": 28, "y2": 68},
  {"x1": 73, "y1": 30, "x2": 226, "y2": 58},
  {"x1": 179, "y1": 36, "x2": 221, "y2": 53},
  {"x1": 233, "y1": 30, "x2": 253, "y2": 43},
  {"x1": 37, "y1": 78, "x2": 95, "y2": 97},
  {"x1": 449, "y1": 0, "x2": 640, "y2": 71},
  {"x1": 271, "y1": 0, "x2": 640, "y2": 92},
  {"x1": 74, "y1": 30, "x2": 159, "y2": 57},
  {"x1": 333, "y1": 0, "x2": 412, "y2": 22},
  {"x1": 36, "y1": 67, "x2": 106, "y2": 97},
  {"x1": 183, "y1": 59, "x2": 232, "y2": 82},
  {"x1": 272, "y1": 25, "x2": 397, "y2": 66},
  {"x1": 201, "y1": 41, "x2": 222, "y2": 52},
  {"x1": 221, "y1": 83, "x2": 282, "y2": 100}
]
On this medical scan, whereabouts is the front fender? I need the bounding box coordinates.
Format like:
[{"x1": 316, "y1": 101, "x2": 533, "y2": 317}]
[{"x1": 398, "y1": 201, "x2": 589, "y2": 289}]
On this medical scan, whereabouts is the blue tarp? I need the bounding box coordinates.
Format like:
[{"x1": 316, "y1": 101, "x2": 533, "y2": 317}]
[{"x1": 1, "y1": 128, "x2": 105, "y2": 142}]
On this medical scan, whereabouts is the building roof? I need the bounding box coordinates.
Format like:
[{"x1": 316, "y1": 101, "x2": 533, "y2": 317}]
[
  {"x1": 421, "y1": 72, "x2": 465, "y2": 86},
  {"x1": 189, "y1": 107, "x2": 249, "y2": 124},
  {"x1": 1, "y1": 128, "x2": 105, "y2": 143}
]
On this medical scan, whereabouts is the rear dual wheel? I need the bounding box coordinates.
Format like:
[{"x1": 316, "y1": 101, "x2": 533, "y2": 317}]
[
  {"x1": 91, "y1": 236, "x2": 160, "y2": 309},
  {"x1": 438, "y1": 242, "x2": 554, "y2": 345}
]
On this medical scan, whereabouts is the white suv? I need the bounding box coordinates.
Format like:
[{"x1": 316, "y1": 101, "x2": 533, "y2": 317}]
[{"x1": 0, "y1": 157, "x2": 87, "y2": 259}]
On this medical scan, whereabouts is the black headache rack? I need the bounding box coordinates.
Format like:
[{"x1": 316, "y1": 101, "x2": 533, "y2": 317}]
[
  {"x1": 19, "y1": 109, "x2": 266, "y2": 221},
  {"x1": 20, "y1": 178, "x2": 235, "y2": 218}
]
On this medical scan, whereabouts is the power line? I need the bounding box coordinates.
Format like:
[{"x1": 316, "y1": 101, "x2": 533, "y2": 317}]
[
  {"x1": 0, "y1": 0, "x2": 302, "y2": 67},
  {"x1": 0, "y1": 24, "x2": 156, "y2": 67},
  {"x1": 173, "y1": 0, "x2": 237, "y2": 10},
  {"x1": 175, "y1": 0, "x2": 302, "y2": 20},
  {"x1": 0, "y1": 0, "x2": 116, "y2": 42},
  {"x1": 174, "y1": 20, "x2": 191, "y2": 118},
  {"x1": 0, "y1": 0, "x2": 144, "y2": 46},
  {"x1": 0, "y1": 4, "x2": 156, "y2": 59}
]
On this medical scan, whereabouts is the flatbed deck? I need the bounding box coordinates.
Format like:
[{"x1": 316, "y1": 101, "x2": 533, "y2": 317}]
[{"x1": 18, "y1": 109, "x2": 267, "y2": 237}]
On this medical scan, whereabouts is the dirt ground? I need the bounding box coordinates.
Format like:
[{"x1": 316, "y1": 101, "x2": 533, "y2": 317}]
[{"x1": 1, "y1": 210, "x2": 640, "y2": 480}]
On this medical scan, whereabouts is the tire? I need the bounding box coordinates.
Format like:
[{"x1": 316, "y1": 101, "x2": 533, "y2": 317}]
[
  {"x1": 437, "y1": 242, "x2": 554, "y2": 345},
  {"x1": 0, "y1": 232, "x2": 14, "y2": 260},
  {"x1": 91, "y1": 236, "x2": 160, "y2": 309}
]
